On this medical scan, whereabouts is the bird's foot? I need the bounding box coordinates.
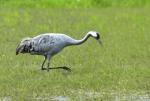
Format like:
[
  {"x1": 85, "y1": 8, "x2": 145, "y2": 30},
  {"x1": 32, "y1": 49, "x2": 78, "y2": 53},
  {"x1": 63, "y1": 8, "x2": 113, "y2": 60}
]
[
  {"x1": 61, "y1": 66, "x2": 71, "y2": 72},
  {"x1": 41, "y1": 68, "x2": 50, "y2": 72}
]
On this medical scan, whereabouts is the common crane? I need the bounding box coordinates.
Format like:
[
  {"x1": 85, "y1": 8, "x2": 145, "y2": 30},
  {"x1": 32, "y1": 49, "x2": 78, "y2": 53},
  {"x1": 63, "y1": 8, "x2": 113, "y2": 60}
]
[{"x1": 16, "y1": 31, "x2": 102, "y2": 71}]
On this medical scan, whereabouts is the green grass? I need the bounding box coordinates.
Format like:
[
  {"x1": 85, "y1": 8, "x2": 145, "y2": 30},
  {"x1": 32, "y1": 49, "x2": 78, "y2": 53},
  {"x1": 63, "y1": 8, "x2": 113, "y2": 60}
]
[
  {"x1": 0, "y1": 3, "x2": 150, "y2": 101},
  {"x1": 1, "y1": 0, "x2": 150, "y2": 8}
]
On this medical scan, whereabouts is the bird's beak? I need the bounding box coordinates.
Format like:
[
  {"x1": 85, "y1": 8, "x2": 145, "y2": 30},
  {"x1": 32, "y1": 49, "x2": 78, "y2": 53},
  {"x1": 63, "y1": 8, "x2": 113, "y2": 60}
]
[
  {"x1": 97, "y1": 39, "x2": 103, "y2": 47},
  {"x1": 16, "y1": 45, "x2": 24, "y2": 55}
]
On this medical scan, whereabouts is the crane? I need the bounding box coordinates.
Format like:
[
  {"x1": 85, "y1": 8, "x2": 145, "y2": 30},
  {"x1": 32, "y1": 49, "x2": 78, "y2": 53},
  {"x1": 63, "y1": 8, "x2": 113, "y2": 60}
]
[{"x1": 16, "y1": 31, "x2": 102, "y2": 71}]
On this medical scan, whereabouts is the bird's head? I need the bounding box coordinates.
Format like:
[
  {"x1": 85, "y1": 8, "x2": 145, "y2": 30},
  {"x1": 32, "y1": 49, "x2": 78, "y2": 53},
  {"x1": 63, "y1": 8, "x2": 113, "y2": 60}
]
[
  {"x1": 16, "y1": 37, "x2": 32, "y2": 55},
  {"x1": 88, "y1": 31, "x2": 103, "y2": 46}
]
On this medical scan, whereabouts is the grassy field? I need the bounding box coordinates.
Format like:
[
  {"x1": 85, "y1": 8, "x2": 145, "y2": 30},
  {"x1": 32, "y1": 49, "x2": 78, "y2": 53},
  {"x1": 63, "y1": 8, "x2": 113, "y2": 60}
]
[
  {"x1": 0, "y1": 1, "x2": 150, "y2": 101},
  {"x1": 1, "y1": 0, "x2": 150, "y2": 8}
]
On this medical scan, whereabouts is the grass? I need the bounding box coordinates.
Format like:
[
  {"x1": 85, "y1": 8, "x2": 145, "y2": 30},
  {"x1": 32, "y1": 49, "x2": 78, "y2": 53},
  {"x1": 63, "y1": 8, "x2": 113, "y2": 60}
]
[
  {"x1": 1, "y1": 0, "x2": 150, "y2": 8},
  {"x1": 0, "y1": 2, "x2": 150, "y2": 101}
]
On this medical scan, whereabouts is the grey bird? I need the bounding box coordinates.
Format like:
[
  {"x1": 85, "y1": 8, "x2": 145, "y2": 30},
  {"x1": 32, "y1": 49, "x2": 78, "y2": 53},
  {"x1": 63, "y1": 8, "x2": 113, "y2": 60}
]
[{"x1": 16, "y1": 31, "x2": 102, "y2": 71}]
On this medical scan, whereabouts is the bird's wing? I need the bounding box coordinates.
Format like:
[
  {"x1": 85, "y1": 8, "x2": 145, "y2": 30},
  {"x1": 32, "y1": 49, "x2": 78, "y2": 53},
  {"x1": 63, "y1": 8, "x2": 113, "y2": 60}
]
[{"x1": 31, "y1": 35, "x2": 56, "y2": 53}]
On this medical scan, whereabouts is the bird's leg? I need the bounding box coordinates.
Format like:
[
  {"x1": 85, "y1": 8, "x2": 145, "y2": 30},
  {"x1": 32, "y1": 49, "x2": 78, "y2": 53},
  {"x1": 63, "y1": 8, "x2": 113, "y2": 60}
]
[
  {"x1": 46, "y1": 55, "x2": 51, "y2": 71},
  {"x1": 46, "y1": 55, "x2": 71, "y2": 72},
  {"x1": 41, "y1": 56, "x2": 47, "y2": 70},
  {"x1": 47, "y1": 62, "x2": 50, "y2": 72}
]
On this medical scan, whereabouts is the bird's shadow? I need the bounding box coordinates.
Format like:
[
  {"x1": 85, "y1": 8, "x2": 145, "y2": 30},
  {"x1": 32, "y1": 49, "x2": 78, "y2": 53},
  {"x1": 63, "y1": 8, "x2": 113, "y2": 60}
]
[
  {"x1": 49, "y1": 66, "x2": 71, "y2": 72},
  {"x1": 41, "y1": 66, "x2": 71, "y2": 74}
]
